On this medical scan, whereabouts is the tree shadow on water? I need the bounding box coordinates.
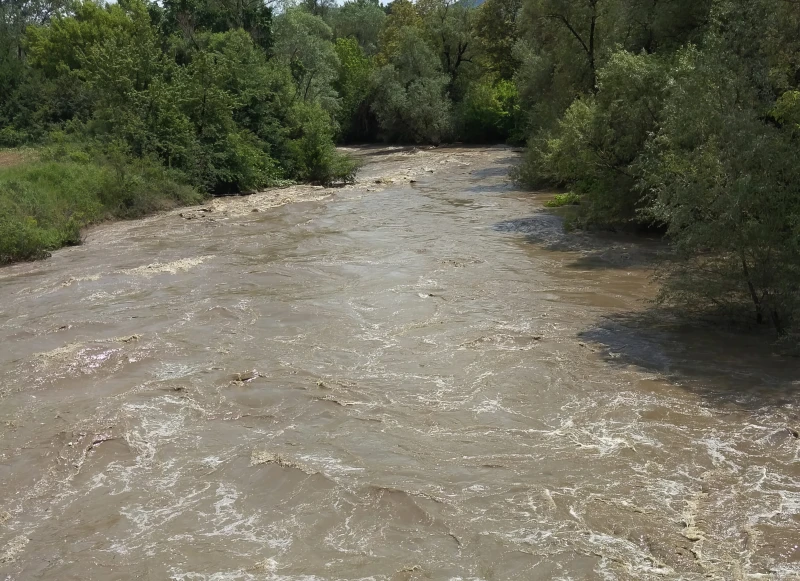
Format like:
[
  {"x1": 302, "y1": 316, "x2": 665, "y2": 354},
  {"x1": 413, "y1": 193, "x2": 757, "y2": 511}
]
[
  {"x1": 493, "y1": 213, "x2": 799, "y2": 411},
  {"x1": 579, "y1": 310, "x2": 800, "y2": 412},
  {"x1": 493, "y1": 212, "x2": 666, "y2": 271},
  {"x1": 466, "y1": 183, "x2": 516, "y2": 194},
  {"x1": 470, "y1": 166, "x2": 513, "y2": 179}
]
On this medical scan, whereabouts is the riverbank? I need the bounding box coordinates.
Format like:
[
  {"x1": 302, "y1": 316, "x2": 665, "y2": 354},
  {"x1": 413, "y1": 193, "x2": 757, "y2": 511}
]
[
  {"x1": 0, "y1": 144, "x2": 487, "y2": 266},
  {"x1": 0, "y1": 147, "x2": 203, "y2": 264}
]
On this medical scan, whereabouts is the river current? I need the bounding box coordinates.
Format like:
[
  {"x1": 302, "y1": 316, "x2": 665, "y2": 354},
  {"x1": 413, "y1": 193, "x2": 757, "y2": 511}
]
[{"x1": 0, "y1": 146, "x2": 798, "y2": 580}]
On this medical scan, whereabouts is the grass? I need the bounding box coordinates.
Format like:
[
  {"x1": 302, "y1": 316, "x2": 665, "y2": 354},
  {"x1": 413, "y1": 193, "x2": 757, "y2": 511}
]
[
  {"x1": 541, "y1": 192, "x2": 584, "y2": 232},
  {"x1": 0, "y1": 138, "x2": 360, "y2": 265},
  {"x1": 544, "y1": 192, "x2": 581, "y2": 208},
  {"x1": 0, "y1": 146, "x2": 204, "y2": 264}
]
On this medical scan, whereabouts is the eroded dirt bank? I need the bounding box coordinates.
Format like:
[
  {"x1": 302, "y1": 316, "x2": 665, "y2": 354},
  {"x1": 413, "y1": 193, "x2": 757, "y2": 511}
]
[{"x1": 0, "y1": 146, "x2": 798, "y2": 580}]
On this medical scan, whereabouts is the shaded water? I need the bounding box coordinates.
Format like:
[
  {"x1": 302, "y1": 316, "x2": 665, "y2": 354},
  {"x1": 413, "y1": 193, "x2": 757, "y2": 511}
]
[{"x1": 0, "y1": 146, "x2": 798, "y2": 580}]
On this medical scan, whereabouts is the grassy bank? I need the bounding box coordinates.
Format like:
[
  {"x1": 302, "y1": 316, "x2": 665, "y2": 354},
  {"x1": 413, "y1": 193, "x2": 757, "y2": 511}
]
[{"x1": 0, "y1": 146, "x2": 204, "y2": 264}]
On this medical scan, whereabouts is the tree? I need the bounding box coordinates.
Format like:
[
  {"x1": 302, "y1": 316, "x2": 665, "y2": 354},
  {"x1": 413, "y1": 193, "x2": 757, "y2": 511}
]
[
  {"x1": 613, "y1": 0, "x2": 710, "y2": 54},
  {"x1": 0, "y1": 0, "x2": 70, "y2": 61},
  {"x1": 159, "y1": 0, "x2": 273, "y2": 51},
  {"x1": 641, "y1": 46, "x2": 800, "y2": 335},
  {"x1": 272, "y1": 8, "x2": 339, "y2": 107},
  {"x1": 417, "y1": 0, "x2": 477, "y2": 97},
  {"x1": 517, "y1": 49, "x2": 671, "y2": 222},
  {"x1": 513, "y1": 0, "x2": 713, "y2": 185},
  {"x1": 371, "y1": 26, "x2": 451, "y2": 143},
  {"x1": 334, "y1": 37, "x2": 375, "y2": 141},
  {"x1": 456, "y1": 77, "x2": 520, "y2": 142},
  {"x1": 299, "y1": 0, "x2": 336, "y2": 19},
  {"x1": 328, "y1": 0, "x2": 385, "y2": 56},
  {"x1": 522, "y1": 0, "x2": 605, "y2": 94},
  {"x1": 474, "y1": 0, "x2": 522, "y2": 80},
  {"x1": 376, "y1": 0, "x2": 422, "y2": 65}
]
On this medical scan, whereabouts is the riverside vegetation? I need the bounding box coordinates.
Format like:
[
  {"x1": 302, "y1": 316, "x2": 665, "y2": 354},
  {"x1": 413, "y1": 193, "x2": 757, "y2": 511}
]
[{"x1": 1, "y1": 0, "x2": 799, "y2": 339}]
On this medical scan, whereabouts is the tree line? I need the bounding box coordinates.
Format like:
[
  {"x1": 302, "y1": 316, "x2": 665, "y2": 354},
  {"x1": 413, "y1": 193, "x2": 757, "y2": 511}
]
[
  {"x1": 512, "y1": 0, "x2": 800, "y2": 340},
  {"x1": 1, "y1": 0, "x2": 524, "y2": 173},
  {"x1": 0, "y1": 0, "x2": 520, "y2": 264},
  {"x1": 1, "y1": 0, "x2": 799, "y2": 339}
]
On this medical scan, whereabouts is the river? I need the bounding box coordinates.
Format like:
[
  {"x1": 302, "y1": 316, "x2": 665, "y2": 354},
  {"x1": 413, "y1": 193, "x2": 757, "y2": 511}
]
[{"x1": 0, "y1": 146, "x2": 798, "y2": 580}]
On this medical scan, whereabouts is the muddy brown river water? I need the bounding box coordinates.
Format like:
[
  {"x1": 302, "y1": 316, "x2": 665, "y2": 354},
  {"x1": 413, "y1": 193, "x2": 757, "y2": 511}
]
[{"x1": 0, "y1": 146, "x2": 799, "y2": 580}]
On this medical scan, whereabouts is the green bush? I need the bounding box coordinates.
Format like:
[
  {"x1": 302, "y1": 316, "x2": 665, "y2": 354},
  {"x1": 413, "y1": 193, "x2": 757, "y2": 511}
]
[
  {"x1": 515, "y1": 50, "x2": 670, "y2": 227},
  {"x1": 371, "y1": 27, "x2": 452, "y2": 144},
  {"x1": 286, "y1": 103, "x2": 360, "y2": 185},
  {"x1": 11, "y1": 3, "x2": 347, "y2": 195},
  {"x1": 0, "y1": 127, "x2": 29, "y2": 148},
  {"x1": 334, "y1": 37, "x2": 376, "y2": 142},
  {"x1": 544, "y1": 192, "x2": 581, "y2": 207},
  {"x1": 640, "y1": 47, "x2": 800, "y2": 335},
  {"x1": 456, "y1": 78, "x2": 521, "y2": 143},
  {"x1": 0, "y1": 145, "x2": 203, "y2": 264}
]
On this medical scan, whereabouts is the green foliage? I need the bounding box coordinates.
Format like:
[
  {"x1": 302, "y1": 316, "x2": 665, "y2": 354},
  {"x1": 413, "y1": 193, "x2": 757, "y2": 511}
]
[
  {"x1": 273, "y1": 8, "x2": 339, "y2": 108},
  {"x1": 19, "y1": 2, "x2": 354, "y2": 193},
  {"x1": 329, "y1": 0, "x2": 385, "y2": 56},
  {"x1": 772, "y1": 90, "x2": 800, "y2": 135},
  {"x1": 544, "y1": 192, "x2": 580, "y2": 207},
  {"x1": 334, "y1": 37, "x2": 376, "y2": 142},
  {"x1": 517, "y1": 50, "x2": 671, "y2": 224},
  {"x1": 0, "y1": 0, "x2": 364, "y2": 265},
  {"x1": 510, "y1": 0, "x2": 800, "y2": 336},
  {"x1": 371, "y1": 27, "x2": 452, "y2": 143},
  {"x1": 376, "y1": 0, "x2": 422, "y2": 66},
  {"x1": 474, "y1": 0, "x2": 521, "y2": 80},
  {"x1": 0, "y1": 144, "x2": 203, "y2": 264},
  {"x1": 456, "y1": 78, "x2": 521, "y2": 143},
  {"x1": 3, "y1": 0, "x2": 352, "y2": 192},
  {"x1": 513, "y1": 0, "x2": 713, "y2": 135},
  {"x1": 416, "y1": 0, "x2": 476, "y2": 98},
  {"x1": 285, "y1": 102, "x2": 359, "y2": 184},
  {"x1": 639, "y1": 46, "x2": 800, "y2": 334},
  {"x1": 158, "y1": 0, "x2": 273, "y2": 51}
]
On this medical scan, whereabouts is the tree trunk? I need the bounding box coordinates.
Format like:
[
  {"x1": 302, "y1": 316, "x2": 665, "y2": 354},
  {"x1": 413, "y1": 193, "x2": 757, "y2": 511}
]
[
  {"x1": 740, "y1": 251, "x2": 763, "y2": 324},
  {"x1": 588, "y1": 4, "x2": 597, "y2": 93},
  {"x1": 771, "y1": 309, "x2": 786, "y2": 336}
]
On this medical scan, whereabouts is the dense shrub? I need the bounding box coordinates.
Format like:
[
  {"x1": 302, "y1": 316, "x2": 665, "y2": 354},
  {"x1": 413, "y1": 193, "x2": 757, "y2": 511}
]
[
  {"x1": 371, "y1": 27, "x2": 452, "y2": 144},
  {"x1": 455, "y1": 79, "x2": 521, "y2": 143},
  {"x1": 286, "y1": 103, "x2": 359, "y2": 184},
  {"x1": 513, "y1": 0, "x2": 800, "y2": 337},
  {"x1": 0, "y1": 145, "x2": 202, "y2": 264}
]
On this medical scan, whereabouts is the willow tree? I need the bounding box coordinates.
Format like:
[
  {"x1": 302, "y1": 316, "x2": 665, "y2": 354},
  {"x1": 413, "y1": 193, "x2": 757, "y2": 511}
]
[
  {"x1": 474, "y1": 0, "x2": 522, "y2": 80},
  {"x1": 371, "y1": 26, "x2": 451, "y2": 143},
  {"x1": 417, "y1": 0, "x2": 477, "y2": 98},
  {"x1": 272, "y1": 8, "x2": 339, "y2": 107},
  {"x1": 328, "y1": 0, "x2": 385, "y2": 56}
]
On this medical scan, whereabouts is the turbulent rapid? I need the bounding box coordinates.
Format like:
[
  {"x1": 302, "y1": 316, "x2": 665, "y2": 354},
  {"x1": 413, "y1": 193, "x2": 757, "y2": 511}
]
[{"x1": 0, "y1": 146, "x2": 798, "y2": 580}]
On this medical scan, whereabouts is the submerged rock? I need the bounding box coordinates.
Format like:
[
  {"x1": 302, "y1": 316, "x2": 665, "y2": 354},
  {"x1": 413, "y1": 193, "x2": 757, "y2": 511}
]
[
  {"x1": 249, "y1": 450, "x2": 316, "y2": 474},
  {"x1": 179, "y1": 207, "x2": 213, "y2": 220},
  {"x1": 232, "y1": 370, "x2": 261, "y2": 382}
]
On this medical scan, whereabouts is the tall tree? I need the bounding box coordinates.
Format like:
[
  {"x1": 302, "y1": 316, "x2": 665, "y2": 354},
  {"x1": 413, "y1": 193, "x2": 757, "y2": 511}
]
[
  {"x1": 522, "y1": 0, "x2": 605, "y2": 94},
  {"x1": 417, "y1": 0, "x2": 477, "y2": 97},
  {"x1": 372, "y1": 26, "x2": 451, "y2": 143},
  {"x1": 272, "y1": 8, "x2": 339, "y2": 107},
  {"x1": 328, "y1": 0, "x2": 385, "y2": 56},
  {"x1": 160, "y1": 0, "x2": 273, "y2": 51},
  {"x1": 474, "y1": 0, "x2": 522, "y2": 80}
]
